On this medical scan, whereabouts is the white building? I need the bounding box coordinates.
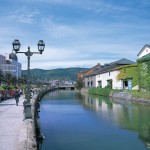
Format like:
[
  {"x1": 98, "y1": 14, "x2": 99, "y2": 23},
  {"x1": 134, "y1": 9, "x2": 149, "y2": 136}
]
[
  {"x1": 96, "y1": 70, "x2": 122, "y2": 89},
  {"x1": 96, "y1": 58, "x2": 135, "y2": 90},
  {"x1": 84, "y1": 58, "x2": 135, "y2": 90},
  {"x1": 137, "y1": 45, "x2": 150, "y2": 58}
]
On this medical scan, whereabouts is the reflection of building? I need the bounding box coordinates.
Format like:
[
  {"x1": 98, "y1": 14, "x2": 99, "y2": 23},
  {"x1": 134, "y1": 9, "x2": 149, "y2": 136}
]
[
  {"x1": 82, "y1": 93, "x2": 150, "y2": 148},
  {"x1": 0, "y1": 53, "x2": 22, "y2": 78},
  {"x1": 84, "y1": 95, "x2": 100, "y2": 111}
]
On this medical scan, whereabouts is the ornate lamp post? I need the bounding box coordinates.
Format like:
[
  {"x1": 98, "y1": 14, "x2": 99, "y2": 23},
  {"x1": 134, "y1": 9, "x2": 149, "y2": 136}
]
[{"x1": 12, "y1": 39, "x2": 45, "y2": 119}]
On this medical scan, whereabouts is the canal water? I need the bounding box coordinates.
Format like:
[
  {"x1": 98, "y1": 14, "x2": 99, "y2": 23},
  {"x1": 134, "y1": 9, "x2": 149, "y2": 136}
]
[{"x1": 39, "y1": 90, "x2": 150, "y2": 150}]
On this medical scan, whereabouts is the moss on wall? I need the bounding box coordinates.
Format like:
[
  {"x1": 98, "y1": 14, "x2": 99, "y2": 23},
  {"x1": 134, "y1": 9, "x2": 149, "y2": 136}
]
[
  {"x1": 137, "y1": 57, "x2": 150, "y2": 91},
  {"x1": 117, "y1": 64, "x2": 138, "y2": 87}
]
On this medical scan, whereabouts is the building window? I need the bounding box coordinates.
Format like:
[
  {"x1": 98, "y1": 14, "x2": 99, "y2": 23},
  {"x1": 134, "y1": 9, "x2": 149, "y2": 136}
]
[
  {"x1": 91, "y1": 81, "x2": 93, "y2": 87},
  {"x1": 98, "y1": 80, "x2": 102, "y2": 88},
  {"x1": 107, "y1": 79, "x2": 112, "y2": 89},
  {"x1": 88, "y1": 82, "x2": 90, "y2": 87},
  {"x1": 109, "y1": 72, "x2": 110, "y2": 76}
]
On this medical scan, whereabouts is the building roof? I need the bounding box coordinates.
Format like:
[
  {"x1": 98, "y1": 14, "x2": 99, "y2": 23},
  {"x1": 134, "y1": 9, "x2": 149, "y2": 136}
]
[
  {"x1": 96, "y1": 58, "x2": 135, "y2": 75},
  {"x1": 83, "y1": 58, "x2": 135, "y2": 78},
  {"x1": 83, "y1": 63, "x2": 102, "y2": 77},
  {"x1": 137, "y1": 44, "x2": 150, "y2": 56}
]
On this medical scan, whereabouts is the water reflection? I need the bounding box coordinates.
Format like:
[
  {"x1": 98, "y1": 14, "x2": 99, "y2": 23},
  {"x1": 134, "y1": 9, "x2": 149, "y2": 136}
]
[
  {"x1": 79, "y1": 93, "x2": 150, "y2": 148},
  {"x1": 40, "y1": 90, "x2": 150, "y2": 150}
]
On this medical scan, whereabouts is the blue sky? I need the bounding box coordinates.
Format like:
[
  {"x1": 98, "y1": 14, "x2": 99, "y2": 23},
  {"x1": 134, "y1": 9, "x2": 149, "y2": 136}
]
[{"x1": 0, "y1": 0, "x2": 150, "y2": 70}]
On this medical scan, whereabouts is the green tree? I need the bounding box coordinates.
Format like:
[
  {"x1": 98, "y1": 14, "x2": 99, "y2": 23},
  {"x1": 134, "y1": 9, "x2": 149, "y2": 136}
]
[
  {"x1": 75, "y1": 78, "x2": 84, "y2": 91},
  {"x1": 4, "y1": 73, "x2": 13, "y2": 85},
  {"x1": 0, "y1": 69, "x2": 3, "y2": 86},
  {"x1": 11, "y1": 76, "x2": 17, "y2": 86}
]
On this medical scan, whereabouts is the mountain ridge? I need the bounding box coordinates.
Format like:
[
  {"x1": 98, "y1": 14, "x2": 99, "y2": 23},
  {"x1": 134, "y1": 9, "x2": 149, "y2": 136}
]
[{"x1": 22, "y1": 67, "x2": 88, "y2": 81}]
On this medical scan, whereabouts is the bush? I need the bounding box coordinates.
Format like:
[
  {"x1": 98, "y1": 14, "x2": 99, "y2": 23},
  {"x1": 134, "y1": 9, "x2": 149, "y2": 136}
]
[
  {"x1": 0, "y1": 86, "x2": 4, "y2": 90},
  {"x1": 75, "y1": 78, "x2": 84, "y2": 91},
  {"x1": 89, "y1": 87, "x2": 111, "y2": 97},
  {"x1": 3, "y1": 85, "x2": 15, "y2": 90}
]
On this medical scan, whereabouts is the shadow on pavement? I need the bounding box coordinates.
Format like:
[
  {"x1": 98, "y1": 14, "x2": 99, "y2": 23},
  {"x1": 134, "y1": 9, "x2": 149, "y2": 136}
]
[{"x1": 0, "y1": 103, "x2": 16, "y2": 106}]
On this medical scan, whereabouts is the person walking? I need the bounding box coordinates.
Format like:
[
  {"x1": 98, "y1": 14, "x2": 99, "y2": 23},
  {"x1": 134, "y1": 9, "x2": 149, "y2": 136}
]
[
  {"x1": 0, "y1": 91, "x2": 2, "y2": 102},
  {"x1": 14, "y1": 87, "x2": 20, "y2": 106}
]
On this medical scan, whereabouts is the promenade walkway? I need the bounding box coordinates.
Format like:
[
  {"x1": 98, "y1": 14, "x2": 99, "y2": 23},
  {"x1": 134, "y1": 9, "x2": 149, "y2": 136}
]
[{"x1": 0, "y1": 96, "x2": 24, "y2": 150}]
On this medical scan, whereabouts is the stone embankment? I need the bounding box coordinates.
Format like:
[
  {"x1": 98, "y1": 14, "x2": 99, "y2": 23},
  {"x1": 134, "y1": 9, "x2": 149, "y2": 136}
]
[
  {"x1": 17, "y1": 87, "x2": 58, "y2": 150},
  {"x1": 81, "y1": 88, "x2": 150, "y2": 104},
  {"x1": 17, "y1": 96, "x2": 37, "y2": 150},
  {"x1": 110, "y1": 92, "x2": 150, "y2": 104}
]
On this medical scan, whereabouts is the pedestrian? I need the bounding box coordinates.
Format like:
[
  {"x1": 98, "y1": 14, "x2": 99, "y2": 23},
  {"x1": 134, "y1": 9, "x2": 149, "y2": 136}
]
[
  {"x1": 14, "y1": 87, "x2": 20, "y2": 106},
  {"x1": 0, "y1": 91, "x2": 2, "y2": 102},
  {"x1": 32, "y1": 89, "x2": 35, "y2": 96},
  {"x1": 10, "y1": 89, "x2": 14, "y2": 98}
]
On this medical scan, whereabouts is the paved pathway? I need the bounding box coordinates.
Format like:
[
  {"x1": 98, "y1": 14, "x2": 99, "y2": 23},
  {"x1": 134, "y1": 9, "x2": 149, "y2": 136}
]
[{"x1": 0, "y1": 96, "x2": 24, "y2": 150}]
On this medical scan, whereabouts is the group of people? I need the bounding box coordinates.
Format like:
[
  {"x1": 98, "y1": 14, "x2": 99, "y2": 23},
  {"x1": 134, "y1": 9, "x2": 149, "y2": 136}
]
[
  {"x1": 14, "y1": 88, "x2": 35, "y2": 106},
  {"x1": 0, "y1": 87, "x2": 36, "y2": 106}
]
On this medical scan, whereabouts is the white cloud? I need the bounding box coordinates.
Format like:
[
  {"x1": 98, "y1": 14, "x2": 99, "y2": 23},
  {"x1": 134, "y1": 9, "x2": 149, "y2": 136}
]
[
  {"x1": 7, "y1": 8, "x2": 40, "y2": 24},
  {"x1": 17, "y1": 44, "x2": 138, "y2": 70},
  {"x1": 0, "y1": 0, "x2": 149, "y2": 71}
]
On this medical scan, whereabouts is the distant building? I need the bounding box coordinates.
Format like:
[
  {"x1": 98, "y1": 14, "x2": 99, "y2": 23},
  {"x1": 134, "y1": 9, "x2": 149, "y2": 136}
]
[
  {"x1": 77, "y1": 71, "x2": 84, "y2": 80},
  {"x1": 0, "y1": 54, "x2": 6, "y2": 64},
  {"x1": 0, "y1": 53, "x2": 22, "y2": 78},
  {"x1": 83, "y1": 63, "x2": 103, "y2": 88}
]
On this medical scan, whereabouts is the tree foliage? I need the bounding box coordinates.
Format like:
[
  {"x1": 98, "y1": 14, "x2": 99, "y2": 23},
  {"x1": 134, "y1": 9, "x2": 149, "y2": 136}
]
[
  {"x1": 22, "y1": 68, "x2": 89, "y2": 81},
  {"x1": 137, "y1": 60, "x2": 150, "y2": 91},
  {"x1": 75, "y1": 78, "x2": 84, "y2": 91}
]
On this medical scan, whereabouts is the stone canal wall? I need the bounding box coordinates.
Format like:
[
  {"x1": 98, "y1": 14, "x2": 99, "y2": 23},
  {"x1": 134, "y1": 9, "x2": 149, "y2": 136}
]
[
  {"x1": 110, "y1": 92, "x2": 150, "y2": 104},
  {"x1": 81, "y1": 88, "x2": 150, "y2": 104},
  {"x1": 110, "y1": 92, "x2": 132, "y2": 100},
  {"x1": 17, "y1": 88, "x2": 58, "y2": 150},
  {"x1": 17, "y1": 96, "x2": 37, "y2": 150}
]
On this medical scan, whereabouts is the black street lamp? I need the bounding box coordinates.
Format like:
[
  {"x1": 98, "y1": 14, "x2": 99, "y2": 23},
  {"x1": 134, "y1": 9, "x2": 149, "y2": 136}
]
[{"x1": 12, "y1": 39, "x2": 45, "y2": 119}]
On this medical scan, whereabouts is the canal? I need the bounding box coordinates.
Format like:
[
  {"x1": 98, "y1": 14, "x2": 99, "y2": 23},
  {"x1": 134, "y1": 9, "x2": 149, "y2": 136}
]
[{"x1": 39, "y1": 90, "x2": 150, "y2": 150}]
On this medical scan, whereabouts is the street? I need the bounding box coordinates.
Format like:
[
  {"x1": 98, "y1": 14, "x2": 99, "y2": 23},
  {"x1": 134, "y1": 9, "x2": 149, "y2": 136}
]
[{"x1": 0, "y1": 96, "x2": 24, "y2": 150}]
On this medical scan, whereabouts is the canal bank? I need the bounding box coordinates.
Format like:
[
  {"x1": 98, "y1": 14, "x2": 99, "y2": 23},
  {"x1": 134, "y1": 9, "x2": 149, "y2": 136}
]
[
  {"x1": 110, "y1": 92, "x2": 150, "y2": 104},
  {"x1": 17, "y1": 88, "x2": 58, "y2": 150},
  {"x1": 86, "y1": 88, "x2": 150, "y2": 104}
]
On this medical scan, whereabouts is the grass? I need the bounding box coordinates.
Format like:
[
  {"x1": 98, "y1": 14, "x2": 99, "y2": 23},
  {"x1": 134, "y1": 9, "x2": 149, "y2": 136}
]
[
  {"x1": 89, "y1": 88, "x2": 150, "y2": 100},
  {"x1": 89, "y1": 87, "x2": 112, "y2": 97},
  {"x1": 127, "y1": 90, "x2": 150, "y2": 100}
]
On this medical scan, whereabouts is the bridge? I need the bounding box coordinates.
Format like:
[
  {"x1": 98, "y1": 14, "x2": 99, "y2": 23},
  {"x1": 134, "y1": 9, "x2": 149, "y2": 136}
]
[{"x1": 58, "y1": 85, "x2": 75, "y2": 90}]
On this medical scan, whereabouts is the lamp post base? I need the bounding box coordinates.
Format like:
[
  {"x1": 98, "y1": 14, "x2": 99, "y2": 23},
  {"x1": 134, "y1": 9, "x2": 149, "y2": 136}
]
[{"x1": 24, "y1": 103, "x2": 32, "y2": 119}]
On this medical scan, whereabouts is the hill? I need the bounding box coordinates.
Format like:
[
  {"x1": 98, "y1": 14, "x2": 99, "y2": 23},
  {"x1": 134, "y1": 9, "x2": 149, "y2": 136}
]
[{"x1": 22, "y1": 67, "x2": 88, "y2": 82}]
